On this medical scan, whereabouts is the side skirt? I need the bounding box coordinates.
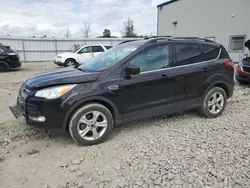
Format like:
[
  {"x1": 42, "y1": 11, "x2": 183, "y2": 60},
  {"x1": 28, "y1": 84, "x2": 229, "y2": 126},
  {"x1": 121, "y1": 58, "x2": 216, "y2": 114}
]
[{"x1": 122, "y1": 98, "x2": 202, "y2": 122}]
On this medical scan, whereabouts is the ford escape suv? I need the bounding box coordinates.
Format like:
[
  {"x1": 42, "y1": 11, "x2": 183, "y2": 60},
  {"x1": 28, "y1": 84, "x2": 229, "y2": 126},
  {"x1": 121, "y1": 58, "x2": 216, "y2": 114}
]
[
  {"x1": 0, "y1": 44, "x2": 21, "y2": 72},
  {"x1": 10, "y1": 37, "x2": 234, "y2": 145}
]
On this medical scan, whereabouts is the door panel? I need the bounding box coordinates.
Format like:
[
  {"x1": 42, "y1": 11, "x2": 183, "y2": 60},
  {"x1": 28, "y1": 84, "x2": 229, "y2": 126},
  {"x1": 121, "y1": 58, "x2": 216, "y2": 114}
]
[
  {"x1": 119, "y1": 70, "x2": 175, "y2": 114},
  {"x1": 172, "y1": 43, "x2": 203, "y2": 102},
  {"x1": 118, "y1": 44, "x2": 175, "y2": 117},
  {"x1": 78, "y1": 46, "x2": 92, "y2": 63}
]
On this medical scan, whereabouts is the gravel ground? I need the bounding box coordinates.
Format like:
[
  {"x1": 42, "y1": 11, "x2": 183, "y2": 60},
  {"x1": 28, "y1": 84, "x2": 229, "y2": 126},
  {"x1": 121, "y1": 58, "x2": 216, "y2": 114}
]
[{"x1": 0, "y1": 62, "x2": 250, "y2": 188}]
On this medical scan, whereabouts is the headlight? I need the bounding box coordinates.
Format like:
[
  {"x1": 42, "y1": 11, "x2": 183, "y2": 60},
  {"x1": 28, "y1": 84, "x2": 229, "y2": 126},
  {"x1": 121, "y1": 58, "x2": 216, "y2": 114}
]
[
  {"x1": 57, "y1": 56, "x2": 62, "y2": 58},
  {"x1": 35, "y1": 84, "x2": 77, "y2": 99}
]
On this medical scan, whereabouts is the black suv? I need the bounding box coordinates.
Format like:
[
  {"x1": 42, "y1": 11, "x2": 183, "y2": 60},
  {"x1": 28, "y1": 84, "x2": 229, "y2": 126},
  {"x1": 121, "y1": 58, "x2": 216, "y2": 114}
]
[
  {"x1": 10, "y1": 37, "x2": 234, "y2": 145},
  {"x1": 0, "y1": 44, "x2": 21, "y2": 71}
]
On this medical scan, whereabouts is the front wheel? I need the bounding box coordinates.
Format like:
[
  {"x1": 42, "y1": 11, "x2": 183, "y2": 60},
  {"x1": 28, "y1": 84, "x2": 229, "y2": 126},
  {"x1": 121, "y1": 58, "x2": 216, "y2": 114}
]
[
  {"x1": 69, "y1": 103, "x2": 113, "y2": 146},
  {"x1": 0, "y1": 61, "x2": 10, "y2": 72},
  {"x1": 198, "y1": 87, "x2": 227, "y2": 118},
  {"x1": 64, "y1": 59, "x2": 77, "y2": 67}
]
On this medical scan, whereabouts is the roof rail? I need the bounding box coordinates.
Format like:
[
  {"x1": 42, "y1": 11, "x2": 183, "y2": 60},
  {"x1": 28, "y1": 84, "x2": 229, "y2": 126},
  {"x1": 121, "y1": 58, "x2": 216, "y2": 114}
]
[
  {"x1": 170, "y1": 37, "x2": 216, "y2": 43},
  {"x1": 117, "y1": 40, "x2": 138, "y2": 45},
  {"x1": 144, "y1": 35, "x2": 173, "y2": 39}
]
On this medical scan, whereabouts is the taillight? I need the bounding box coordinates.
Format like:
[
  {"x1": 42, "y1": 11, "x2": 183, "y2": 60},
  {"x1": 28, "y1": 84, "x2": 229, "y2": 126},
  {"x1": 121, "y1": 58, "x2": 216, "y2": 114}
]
[
  {"x1": 236, "y1": 65, "x2": 249, "y2": 76},
  {"x1": 224, "y1": 61, "x2": 234, "y2": 68}
]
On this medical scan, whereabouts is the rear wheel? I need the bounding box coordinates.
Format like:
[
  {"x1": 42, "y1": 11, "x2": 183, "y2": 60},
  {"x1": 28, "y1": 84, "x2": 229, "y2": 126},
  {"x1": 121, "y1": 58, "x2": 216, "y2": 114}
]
[
  {"x1": 64, "y1": 59, "x2": 77, "y2": 67},
  {"x1": 69, "y1": 103, "x2": 113, "y2": 146},
  {"x1": 0, "y1": 61, "x2": 10, "y2": 72},
  {"x1": 198, "y1": 87, "x2": 227, "y2": 118}
]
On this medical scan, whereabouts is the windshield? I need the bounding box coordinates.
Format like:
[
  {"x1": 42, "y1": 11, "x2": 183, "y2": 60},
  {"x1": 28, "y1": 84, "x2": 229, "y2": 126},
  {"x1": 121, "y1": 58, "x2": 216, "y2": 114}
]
[
  {"x1": 78, "y1": 42, "x2": 141, "y2": 72},
  {"x1": 69, "y1": 45, "x2": 81, "y2": 53}
]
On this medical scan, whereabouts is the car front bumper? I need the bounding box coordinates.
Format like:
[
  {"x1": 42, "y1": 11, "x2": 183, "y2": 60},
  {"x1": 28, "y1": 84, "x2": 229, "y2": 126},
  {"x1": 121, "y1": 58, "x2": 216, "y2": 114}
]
[
  {"x1": 54, "y1": 59, "x2": 64, "y2": 66},
  {"x1": 9, "y1": 87, "x2": 70, "y2": 132}
]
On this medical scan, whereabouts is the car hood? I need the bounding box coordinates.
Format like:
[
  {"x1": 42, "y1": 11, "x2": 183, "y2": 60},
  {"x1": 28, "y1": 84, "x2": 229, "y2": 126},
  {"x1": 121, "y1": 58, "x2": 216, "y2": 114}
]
[{"x1": 26, "y1": 67, "x2": 100, "y2": 89}]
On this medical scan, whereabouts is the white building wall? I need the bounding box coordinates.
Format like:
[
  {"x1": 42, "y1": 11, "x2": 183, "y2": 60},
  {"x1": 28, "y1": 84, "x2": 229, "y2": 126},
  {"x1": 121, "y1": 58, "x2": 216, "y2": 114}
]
[{"x1": 157, "y1": 0, "x2": 250, "y2": 62}]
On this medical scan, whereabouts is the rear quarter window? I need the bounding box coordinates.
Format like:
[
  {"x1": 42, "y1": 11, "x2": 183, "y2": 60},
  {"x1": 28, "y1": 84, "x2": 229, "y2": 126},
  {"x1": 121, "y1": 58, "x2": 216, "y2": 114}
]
[
  {"x1": 219, "y1": 46, "x2": 230, "y2": 59},
  {"x1": 200, "y1": 44, "x2": 220, "y2": 61},
  {"x1": 105, "y1": 46, "x2": 112, "y2": 50}
]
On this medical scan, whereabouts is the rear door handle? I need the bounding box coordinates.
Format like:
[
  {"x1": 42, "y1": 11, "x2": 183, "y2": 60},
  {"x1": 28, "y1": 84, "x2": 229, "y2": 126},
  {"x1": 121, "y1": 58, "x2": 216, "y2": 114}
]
[{"x1": 201, "y1": 67, "x2": 209, "y2": 72}]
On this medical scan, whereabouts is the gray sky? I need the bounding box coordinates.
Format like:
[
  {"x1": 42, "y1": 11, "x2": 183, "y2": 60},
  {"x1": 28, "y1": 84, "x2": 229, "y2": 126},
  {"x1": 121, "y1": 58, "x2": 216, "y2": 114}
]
[{"x1": 0, "y1": 0, "x2": 166, "y2": 38}]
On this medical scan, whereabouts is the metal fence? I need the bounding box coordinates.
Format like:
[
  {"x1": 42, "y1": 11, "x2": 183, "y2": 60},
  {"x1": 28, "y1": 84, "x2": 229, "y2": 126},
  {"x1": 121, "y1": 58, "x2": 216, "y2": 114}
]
[{"x1": 0, "y1": 37, "x2": 141, "y2": 62}]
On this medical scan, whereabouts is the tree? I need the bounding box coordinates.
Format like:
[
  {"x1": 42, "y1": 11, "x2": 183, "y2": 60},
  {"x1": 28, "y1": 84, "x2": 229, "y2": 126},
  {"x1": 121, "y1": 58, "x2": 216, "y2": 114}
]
[
  {"x1": 65, "y1": 28, "x2": 71, "y2": 38},
  {"x1": 122, "y1": 17, "x2": 137, "y2": 38},
  {"x1": 81, "y1": 22, "x2": 91, "y2": 38},
  {"x1": 102, "y1": 29, "x2": 111, "y2": 38}
]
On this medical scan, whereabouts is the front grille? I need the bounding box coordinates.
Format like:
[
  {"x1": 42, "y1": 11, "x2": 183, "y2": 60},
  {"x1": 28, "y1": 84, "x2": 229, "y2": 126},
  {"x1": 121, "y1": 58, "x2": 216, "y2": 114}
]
[
  {"x1": 17, "y1": 83, "x2": 36, "y2": 113},
  {"x1": 26, "y1": 103, "x2": 41, "y2": 117},
  {"x1": 242, "y1": 66, "x2": 250, "y2": 73}
]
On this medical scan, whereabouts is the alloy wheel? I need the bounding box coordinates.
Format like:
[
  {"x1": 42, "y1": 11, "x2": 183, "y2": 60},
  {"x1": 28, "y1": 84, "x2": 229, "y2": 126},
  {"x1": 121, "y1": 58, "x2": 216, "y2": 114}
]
[
  {"x1": 77, "y1": 111, "x2": 108, "y2": 141},
  {"x1": 207, "y1": 92, "x2": 225, "y2": 114}
]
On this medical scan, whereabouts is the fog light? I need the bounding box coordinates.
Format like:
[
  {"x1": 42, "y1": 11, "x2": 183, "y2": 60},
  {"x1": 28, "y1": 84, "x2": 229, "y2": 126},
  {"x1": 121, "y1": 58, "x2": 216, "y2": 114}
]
[{"x1": 29, "y1": 116, "x2": 46, "y2": 122}]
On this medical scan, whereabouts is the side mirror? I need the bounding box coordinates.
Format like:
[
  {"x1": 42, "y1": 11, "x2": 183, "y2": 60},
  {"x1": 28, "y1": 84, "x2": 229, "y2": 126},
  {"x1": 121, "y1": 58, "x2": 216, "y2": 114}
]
[{"x1": 125, "y1": 65, "x2": 140, "y2": 75}]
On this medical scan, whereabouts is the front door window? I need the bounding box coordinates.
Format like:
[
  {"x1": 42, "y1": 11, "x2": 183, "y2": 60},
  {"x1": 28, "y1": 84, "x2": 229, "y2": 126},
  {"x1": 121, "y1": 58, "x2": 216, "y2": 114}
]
[{"x1": 129, "y1": 45, "x2": 170, "y2": 73}]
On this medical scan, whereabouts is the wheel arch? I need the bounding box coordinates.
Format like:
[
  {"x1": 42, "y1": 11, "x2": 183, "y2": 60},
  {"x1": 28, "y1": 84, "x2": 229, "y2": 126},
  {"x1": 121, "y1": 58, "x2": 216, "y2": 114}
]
[
  {"x1": 203, "y1": 75, "x2": 233, "y2": 99},
  {"x1": 64, "y1": 58, "x2": 77, "y2": 66},
  {"x1": 62, "y1": 96, "x2": 121, "y2": 131}
]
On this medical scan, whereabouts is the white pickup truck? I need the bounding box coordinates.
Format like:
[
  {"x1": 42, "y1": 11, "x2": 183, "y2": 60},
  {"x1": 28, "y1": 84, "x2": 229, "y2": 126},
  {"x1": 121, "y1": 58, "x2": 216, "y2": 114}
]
[{"x1": 54, "y1": 44, "x2": 112, "y2": 67}]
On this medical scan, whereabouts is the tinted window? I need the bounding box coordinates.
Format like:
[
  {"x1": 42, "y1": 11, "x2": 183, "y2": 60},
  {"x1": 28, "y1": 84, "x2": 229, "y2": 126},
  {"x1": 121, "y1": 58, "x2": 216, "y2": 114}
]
[
  {"x1": 175, "y1": 44, "x2": 202, "y2": 66},
  {"x1": 92, "y1": 46, "x2": 104, "y2": 52},
  {"x1": 220, "y1": 46, "x2": 230, "y2": 59},
  {"x1": 200, "y1": 44, "x2": 220, "y2": 61},
  {"x1": 129, "y1": 45, "x2": 169, "y2": 73},
  {"x1": 105, "y1": 46, "x2": 112, "y2": 50}
]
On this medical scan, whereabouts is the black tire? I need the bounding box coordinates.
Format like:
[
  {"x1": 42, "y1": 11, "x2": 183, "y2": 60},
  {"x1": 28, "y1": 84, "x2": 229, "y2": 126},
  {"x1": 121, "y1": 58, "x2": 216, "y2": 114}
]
[
  {"x1": 0, "y1": 61, "x2": 10, "y2": 72},
  {"x1": 64, "y1": 59, "x2": 77, "y2": 67},
  {"x1": 198, "y1": 87, "x2": 227, "y2": 118},
  {"x1": 69, "y1": 103, "x2": 113, "y2": 146}
]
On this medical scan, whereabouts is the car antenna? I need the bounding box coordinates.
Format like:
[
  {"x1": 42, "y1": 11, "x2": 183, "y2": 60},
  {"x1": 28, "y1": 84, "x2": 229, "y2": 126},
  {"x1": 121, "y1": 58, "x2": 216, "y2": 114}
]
[{"x1": 196, "y1": 32, "x2": 200, "y2": 37}]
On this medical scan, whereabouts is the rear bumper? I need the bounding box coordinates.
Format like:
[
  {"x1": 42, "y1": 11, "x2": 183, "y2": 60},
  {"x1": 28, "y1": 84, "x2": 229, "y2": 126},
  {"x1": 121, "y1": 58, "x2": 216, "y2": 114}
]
[{"x1": 10, "y1": 61, "x2": 21, "y2": 68}]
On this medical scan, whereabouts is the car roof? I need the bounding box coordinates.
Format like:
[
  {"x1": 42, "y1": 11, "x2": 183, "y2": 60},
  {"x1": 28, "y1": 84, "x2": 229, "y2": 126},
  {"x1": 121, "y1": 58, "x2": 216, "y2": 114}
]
[{"x1": 118, "y1": 36, "x2": 221, "y2": 47}]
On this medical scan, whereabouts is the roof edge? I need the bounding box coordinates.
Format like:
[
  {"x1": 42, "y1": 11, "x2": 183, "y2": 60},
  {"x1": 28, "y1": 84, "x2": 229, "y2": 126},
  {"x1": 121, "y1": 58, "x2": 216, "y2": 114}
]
[{"x1": 157, "y1": 0, "x2": 178, "y2": 8}]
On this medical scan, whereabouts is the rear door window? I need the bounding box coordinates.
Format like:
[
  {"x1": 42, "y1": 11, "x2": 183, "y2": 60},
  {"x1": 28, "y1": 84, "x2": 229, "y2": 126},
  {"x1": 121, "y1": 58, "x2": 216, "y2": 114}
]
[
  {"x1": 92, "y1": 46, "x2": 104, "y2": 52},
  {"x1": 200, "y1": 44, "x2": 220, "y2": 61},
  {"x1": 175, "y1": 44, "x2": 202, "y2": 66}
]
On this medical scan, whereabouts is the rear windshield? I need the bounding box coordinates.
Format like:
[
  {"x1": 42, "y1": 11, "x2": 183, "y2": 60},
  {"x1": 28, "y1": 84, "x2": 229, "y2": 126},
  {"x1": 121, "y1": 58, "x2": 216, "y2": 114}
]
[{"x1": 105, "y1": 46, "x2": 112, "y2": 50}]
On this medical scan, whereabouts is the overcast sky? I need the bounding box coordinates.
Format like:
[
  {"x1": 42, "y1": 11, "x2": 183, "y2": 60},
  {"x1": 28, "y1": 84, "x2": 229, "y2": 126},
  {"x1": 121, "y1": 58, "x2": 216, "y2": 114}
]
[{"x1": 0, "y1": 0, "x2": 166, "y2": 38}]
